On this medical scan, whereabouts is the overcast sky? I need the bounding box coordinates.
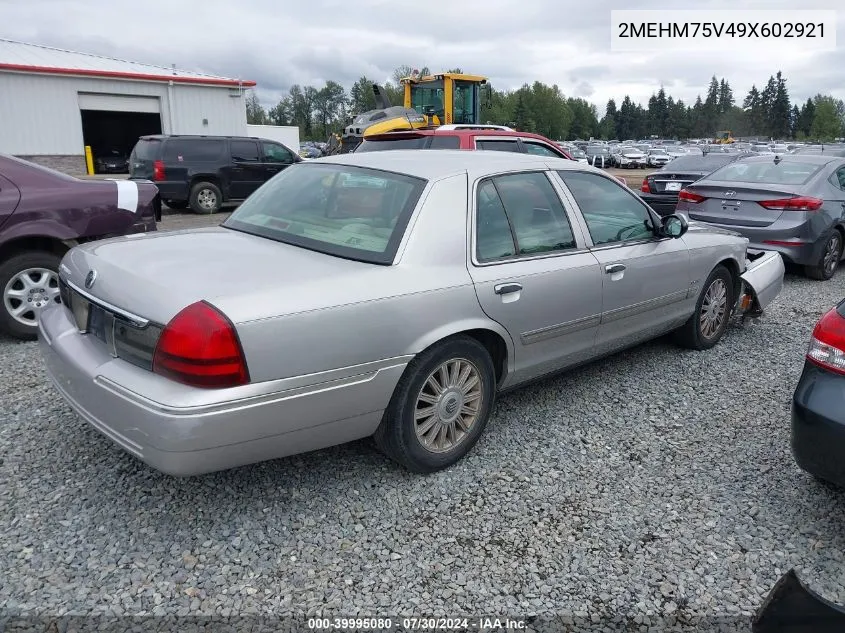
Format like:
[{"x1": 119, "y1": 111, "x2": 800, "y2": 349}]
[{"x1": 1, "y1": 0, "x2": 843, "y2": 115}]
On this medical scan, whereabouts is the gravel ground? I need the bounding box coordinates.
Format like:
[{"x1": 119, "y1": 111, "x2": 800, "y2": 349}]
[{"x1": 1, "y1": 248, "x2": 844, "y2": 627}]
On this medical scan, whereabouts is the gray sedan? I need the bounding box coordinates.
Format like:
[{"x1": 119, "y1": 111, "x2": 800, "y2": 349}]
[
  {"x1": 37, "y1": 151, "x2": 785, "y2": 476},
  {"x1": 676, "y1": 154, "x2": 845, "y2": 280}
]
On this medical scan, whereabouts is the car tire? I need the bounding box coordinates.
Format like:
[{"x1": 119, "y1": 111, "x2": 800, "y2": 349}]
[
  {"x1": 165, "y1": 199, "x2": 189, "y2": 210},
  {"x1": 805, "y1": 231, "x2": 842, "y2": 281},
  {"x1": 189, "y1": 182, "x2": 222, "y2": 214},
  {"x1": 673, "y1": 264, "x2": 734, "y2": 351},
  {"x1": 0, "y1": 251, "x2": 62, "y2": 341},
  {"x1": 373, "y1": 335, "x2": 497, "y2": 473}
]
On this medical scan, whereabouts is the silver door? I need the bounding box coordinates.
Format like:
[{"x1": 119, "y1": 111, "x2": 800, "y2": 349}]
[
  {"x1": 553, "y1": 169, "x2": 693, "y2": 356},
  {"x1": 466, "y1": 171, "x2": 603, "y2": 386}
]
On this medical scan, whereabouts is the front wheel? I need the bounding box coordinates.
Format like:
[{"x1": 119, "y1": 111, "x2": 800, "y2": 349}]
[
  {"x1": 373, "y1": 335, "x2": 497, "y2": 473},
  {"x1": 805, "y1": 231, "x2": 842, "y2": 281},
  {"x1": 673, "y1": 265, "x2": 734, "y2": 351}
]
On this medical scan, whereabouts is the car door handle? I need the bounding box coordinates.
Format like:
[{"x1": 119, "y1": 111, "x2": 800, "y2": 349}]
[
  {"x1": 494, "y1": 283, "x2": 522, "y2": 295},
  {"x1": 605, "y1": 264, "x2": 626, "y2": 274}
]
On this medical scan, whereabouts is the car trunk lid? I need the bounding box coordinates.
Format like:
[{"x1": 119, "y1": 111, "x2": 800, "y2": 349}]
[
  {"x1": 646, "y1": 171, "x2": 706, "y2": 194},
  {"x1": 59, "y1": 227, "x2": 391, "y2": 327},
  {"x1": 681, "y1": 182, "x2": 806, "y2": 227}
]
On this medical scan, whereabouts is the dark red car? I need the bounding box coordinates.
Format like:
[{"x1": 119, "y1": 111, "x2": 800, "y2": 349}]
[
  {"x1": 0, "y1": 154, "x2": 160, "y2": 339},
  {"x1": 354, "y1": 125, "x2": 575, "y2": 159}
]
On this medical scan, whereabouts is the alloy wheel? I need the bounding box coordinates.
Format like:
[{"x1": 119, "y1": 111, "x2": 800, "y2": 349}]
[
  {"x1": 3, "y1": 267, "x2": 60, "y2": 327},
  {"x1": 823, "y1": 234, "x2": 841, "y2": 277},
  {"x1": 699, "y1": 278, "x2": 728, "y2": 339},
  {"x1": 413, "y1": 358, "x2": 483, "y2": 454}
]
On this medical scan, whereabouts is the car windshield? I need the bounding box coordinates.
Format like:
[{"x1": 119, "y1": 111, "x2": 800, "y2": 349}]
[
  {"x1": 706, "y1": 160, "x2": 823, "y2": 185},
  {"x1": 356, "y1": 137, "x2": 429, "y2": 152},
  {"x1": 222, "y1": 163, "x2": 427, "y2": 264}
]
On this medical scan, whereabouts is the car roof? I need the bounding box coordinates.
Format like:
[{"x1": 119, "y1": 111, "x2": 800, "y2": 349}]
[
  {"x1": 367, "y1": 128, "x2": 558, "y2": 142},
  {"x1": 312, "y1": 149, "x2": 587, "y2": 180}
]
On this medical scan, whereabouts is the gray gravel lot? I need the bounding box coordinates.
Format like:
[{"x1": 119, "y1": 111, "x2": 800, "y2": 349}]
[{"x1": 1, "y1": 219, "x2": 844, "y2": 624}]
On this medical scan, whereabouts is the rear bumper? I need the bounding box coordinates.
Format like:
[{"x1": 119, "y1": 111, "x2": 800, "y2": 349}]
[
  {"x1": 133, "y1": 180, "x2": 188, "y2": 202},
  {"x1": 792, "y1": 361, "x2": 845, "y2": 487},
  {"x1": 740, "y1": 250, "x2": 785, "y2": 312},
  {"x1": 681, "y1": 217, "x2": 821, "y2": 266},
  {"x1": 38, "y1": 304, "x2": 405, "y2": 476}
]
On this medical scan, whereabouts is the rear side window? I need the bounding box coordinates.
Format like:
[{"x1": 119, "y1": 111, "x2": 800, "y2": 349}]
[
  {"x1": 131, "y1": 139, "x2": 160, "y2": 160},
  {"x1": 476, "y1": 139, "x2": 520, "y2": 152},
  {"x1": 263, "y1": 143, "x2": 294, "y2": 163},
  {"x1": 231, "y1": 140, "x2": 259, "y2": 162},
  {"x1": 707, "y1": 160, "x2": 822, "y2": 185},
  {"x1": 524, "y1": 142, "x2": 563, "y2": 157},
  {"x1": 475, "y1": 171, "x2": 576, "y2": 262},
  {"x1": 355, "y1": 137, "x2": 430, "y2": 152},
  {"x1": 162, "y1": 139, "x2": 226, "y2": 162},
  {"x1": 428, "y1": 135, "x2": 461, "y2": 149}
]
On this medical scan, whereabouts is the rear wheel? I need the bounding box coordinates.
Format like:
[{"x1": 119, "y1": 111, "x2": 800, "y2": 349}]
[
  {"x1": 673, "y1": 265, "x2": 733, "y2": 351},
  {"x1": 805, "y1": 232, "x2": 842, "y2": 281},
  {"x1": 373, "y1": 336, "x2": 496, "y2": 473},
  {"x1": 189, "y1": 182, "x2": 222, "y2": 214},
  {"x1": 0, "y1": 251, "x2": 62, "y2": 340}
]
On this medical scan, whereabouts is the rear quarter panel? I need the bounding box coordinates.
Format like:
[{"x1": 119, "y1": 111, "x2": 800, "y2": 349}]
[
  {"x1": 0, "y1": 179, "x2": 157, "y2": 250},
  {"x1": 232, "y1": 173, "x2": 515, "y2": 383},
  {"x1": 682, "y1": 223, "x2": 748, "y2": 285}
]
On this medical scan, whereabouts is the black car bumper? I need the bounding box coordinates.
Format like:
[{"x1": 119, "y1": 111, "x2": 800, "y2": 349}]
[
  {"x1": 639, "y1": 192, "x2": 679, "y2": 216},
  {"x1": 792, "y1": 361, "x2": 845, "y2": 487}
]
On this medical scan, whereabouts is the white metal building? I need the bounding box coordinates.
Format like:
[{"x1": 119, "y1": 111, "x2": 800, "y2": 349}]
[{"x1": 0, "y1": 39, "x2": 256, "y2": 175}]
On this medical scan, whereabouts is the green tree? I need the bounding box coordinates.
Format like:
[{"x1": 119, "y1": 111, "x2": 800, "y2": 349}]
[
  {"x1": 313, "y1": 80, "x2": 347, "y2": 138},
  {"x1": 245, "y1": 90, "x2": 267, "y2": 125},
  {"x1": 769, "y1": 71, "x2": 792, "y2": 139},
  {"x1": 599, "y1": 99, "x2": 618, "y2": 139},
  {"x1": 349, "y1": 76, "x2": 378, "y2": 114},
  {"x1": 811, "y1": 95, "x2": 843, "y2": 140}
]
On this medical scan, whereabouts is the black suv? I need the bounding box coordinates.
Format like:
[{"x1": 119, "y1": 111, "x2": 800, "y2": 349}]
[{"x1": 129, "y1": 135, "x2": 301, "y2": 213}]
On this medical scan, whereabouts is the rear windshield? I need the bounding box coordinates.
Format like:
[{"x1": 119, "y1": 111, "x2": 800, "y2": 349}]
[
  {"x1": 222, "y1": 163, "x2": 426, "y2": 264},
  {"x1": 131, "y1": 139, "x2": 160, "y2": 160},
  {"x1": 706, "y1": 160, "x2": 823, "y2": 185},
  {"x1": 355, "y1": 137, "x2": 429, "y2": 152},
  {"x1": 162, "y1": 139, "x2": 226, "y2": 162},
  {"x1": 663, "y1": 154, "x2": 740, "y2": 171}
]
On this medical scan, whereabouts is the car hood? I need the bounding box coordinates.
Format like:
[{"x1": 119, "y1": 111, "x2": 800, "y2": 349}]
[{"x1": 59, "y1": 227, "x2": 400, "y2": 325}]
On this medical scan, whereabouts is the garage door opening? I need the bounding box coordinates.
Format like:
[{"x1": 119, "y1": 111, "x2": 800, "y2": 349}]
[{"x1": 80, "y1": 109, "x2": 162, "y2": 174}]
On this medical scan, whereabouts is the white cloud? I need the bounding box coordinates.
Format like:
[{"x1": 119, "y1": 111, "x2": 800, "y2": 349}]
[{"x1": 1, "y1": 0, "x2": 843, "y2": 115}]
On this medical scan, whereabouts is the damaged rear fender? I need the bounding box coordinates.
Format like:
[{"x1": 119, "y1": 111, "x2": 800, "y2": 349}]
[{"x1": 737, "y1": 250, "x2": 785, "y2": 316}]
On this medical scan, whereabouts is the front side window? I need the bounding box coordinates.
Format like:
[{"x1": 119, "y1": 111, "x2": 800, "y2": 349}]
[
  {"x1": 557, "y1": 170, "x2": 654, "y2": 245},
  {"x1": 263, "y1": 143, "x2": 294, "y2": 163},
  {"x1": 475, "y1": 139, "x2": 520, "y2": 152},
  {"x1": 410, "y1": 81, "x2": 445, "y2": 120},
  {"x1": 475, "y1": 171, "x2": 576, "y2": 262},
  {"x1": 524, "y1": 142, "x2": 563, "y2": 157},
  {"x1": 223, "y1": 164, "x2": 426, "y2": 264},
  {"x1": 452, "y1": 80, "x2": 478, "y2": 124}
]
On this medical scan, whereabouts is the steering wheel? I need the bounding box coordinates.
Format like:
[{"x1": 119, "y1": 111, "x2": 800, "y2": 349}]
[{"x1": 614, "y1": 223, "x2": 645, "y2": 241}]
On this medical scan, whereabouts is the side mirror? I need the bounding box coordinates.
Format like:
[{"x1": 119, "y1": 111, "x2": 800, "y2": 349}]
[{"x1": 661, "y1": 213, "x2": 688, "y2": 238}]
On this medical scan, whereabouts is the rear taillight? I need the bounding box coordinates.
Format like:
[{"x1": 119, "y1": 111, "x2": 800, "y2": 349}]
[
  {"x1": 152, "y1": 301, "x2": 249, "y2": 388},
  {"x1": 758, "y1": 196, "x2": 823, "y2": 211},
  {"x1": 678, "y1": 189, "x2": 705, "y2": 203},
  {"x1": 806, "y1": 307, "x2": 845, "y2": 375},
  {"x1": 640, "y1": 178, "x2": 651, "y2": 193},
  {"x1": 153, "y1": 160, "x2": 165, "y2": 181}
]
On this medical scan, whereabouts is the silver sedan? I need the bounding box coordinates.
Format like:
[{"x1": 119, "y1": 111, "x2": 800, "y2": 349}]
[{"x1": 38, "y1": 151, "x2": 785, "y2": 476}]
